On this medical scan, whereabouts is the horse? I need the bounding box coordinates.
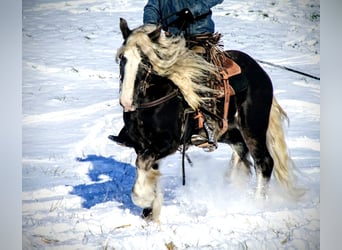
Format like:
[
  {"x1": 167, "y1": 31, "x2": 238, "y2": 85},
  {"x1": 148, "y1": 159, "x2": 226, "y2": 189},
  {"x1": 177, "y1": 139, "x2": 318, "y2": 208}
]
[{"x1": 114, "y1": 18, "x2": 298, "y2": 221}]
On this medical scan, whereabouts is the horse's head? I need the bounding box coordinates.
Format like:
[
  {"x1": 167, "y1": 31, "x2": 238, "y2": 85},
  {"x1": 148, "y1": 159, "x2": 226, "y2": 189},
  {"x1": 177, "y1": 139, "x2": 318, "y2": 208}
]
[
  {"x1": 116, "y1": 18, "x2": 219, "y2": 112},
  {"x1": 117, "y1": 18, "x2": 162, "y2": 112}
]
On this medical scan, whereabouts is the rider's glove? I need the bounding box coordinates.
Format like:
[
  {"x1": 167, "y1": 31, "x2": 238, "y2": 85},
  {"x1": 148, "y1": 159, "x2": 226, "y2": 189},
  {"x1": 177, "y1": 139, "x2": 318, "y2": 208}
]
[{"x1": 176, "y1": 8, "x2": 194, "y2": 23}]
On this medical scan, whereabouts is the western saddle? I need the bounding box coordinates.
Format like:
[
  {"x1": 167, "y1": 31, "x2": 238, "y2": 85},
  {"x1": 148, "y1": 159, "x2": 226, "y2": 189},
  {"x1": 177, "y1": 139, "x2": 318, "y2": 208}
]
[{"x1": 187, "y1": 33, "x2": 241, "y2": 151}]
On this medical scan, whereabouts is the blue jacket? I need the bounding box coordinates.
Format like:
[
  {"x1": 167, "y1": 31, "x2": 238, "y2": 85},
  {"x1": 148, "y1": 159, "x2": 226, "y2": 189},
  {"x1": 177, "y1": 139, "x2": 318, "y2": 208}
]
[{"x1": 143, "y1": 0, "x2": 224, "y2": 37}]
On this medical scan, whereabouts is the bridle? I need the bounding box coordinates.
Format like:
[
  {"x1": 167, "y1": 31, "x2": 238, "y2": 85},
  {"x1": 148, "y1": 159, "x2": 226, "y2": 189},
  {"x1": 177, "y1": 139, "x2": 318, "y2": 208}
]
[{"x1": 128, "y1": 61, "x2": 180, "y2": 110}]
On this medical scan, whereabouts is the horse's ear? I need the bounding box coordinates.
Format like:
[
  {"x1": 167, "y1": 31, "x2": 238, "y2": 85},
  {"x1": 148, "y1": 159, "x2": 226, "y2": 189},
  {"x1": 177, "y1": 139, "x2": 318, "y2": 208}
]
[
  {"x1": 120, "y1": 18, "x2": 131, "y2": 40},
  {"x1": 148, "y1": 25, "x2": 162, "y2": 42}
]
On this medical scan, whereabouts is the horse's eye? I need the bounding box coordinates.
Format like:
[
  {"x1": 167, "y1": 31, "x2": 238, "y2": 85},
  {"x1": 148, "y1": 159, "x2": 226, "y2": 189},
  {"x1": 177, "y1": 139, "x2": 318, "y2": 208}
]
[
  {"x1": 119, "y1": 56, "x2": 127, "y2": 81},
  {"x1": 120, "y1": 56, "x2": 127, "y2": 65}
]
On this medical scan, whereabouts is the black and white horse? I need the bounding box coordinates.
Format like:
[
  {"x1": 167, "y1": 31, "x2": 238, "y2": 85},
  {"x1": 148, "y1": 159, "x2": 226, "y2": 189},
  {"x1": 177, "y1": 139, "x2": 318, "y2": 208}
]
[{"x1": 115, "y1": 18, "x2": 299, "y2": 221}]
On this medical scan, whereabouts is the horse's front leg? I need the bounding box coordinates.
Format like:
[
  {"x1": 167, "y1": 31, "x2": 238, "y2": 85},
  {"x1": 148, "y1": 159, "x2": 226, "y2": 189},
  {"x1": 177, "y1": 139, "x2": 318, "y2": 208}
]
[{"x1": 131, "y1": 151, "x2": 162, "y2": 222}]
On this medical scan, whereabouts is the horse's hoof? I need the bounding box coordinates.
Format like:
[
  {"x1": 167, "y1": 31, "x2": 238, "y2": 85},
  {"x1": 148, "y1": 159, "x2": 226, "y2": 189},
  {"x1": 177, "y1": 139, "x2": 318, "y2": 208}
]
[{"x1": 141, "y1": 207, "x2": 153, "y2": 221}]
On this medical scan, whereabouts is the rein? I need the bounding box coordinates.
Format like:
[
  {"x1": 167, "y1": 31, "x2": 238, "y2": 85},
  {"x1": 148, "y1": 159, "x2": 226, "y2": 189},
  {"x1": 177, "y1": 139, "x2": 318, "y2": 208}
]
[
  {"x1": 136, "y1": 89, "x2": 179, "y2": 109},
  {"x1": 131, "y1": 63, "x2": 180, "y2": 110}
]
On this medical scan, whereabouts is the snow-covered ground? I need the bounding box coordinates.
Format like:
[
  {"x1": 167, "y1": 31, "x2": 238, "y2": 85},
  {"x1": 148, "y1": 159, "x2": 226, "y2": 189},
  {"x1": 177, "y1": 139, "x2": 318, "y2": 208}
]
[{"x1": 22, "y1": 0, "x2": 320, "y2": 249}]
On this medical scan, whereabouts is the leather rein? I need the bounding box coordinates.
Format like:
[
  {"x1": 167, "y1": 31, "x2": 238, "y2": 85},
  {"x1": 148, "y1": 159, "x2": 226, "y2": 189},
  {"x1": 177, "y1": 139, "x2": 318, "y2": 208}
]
[
  {"x1": 137, "y1": 89, "x2": 179, "y2": 109},
  {"x1": 135, "y1": 64, "x2": 180, "y2": 109}
]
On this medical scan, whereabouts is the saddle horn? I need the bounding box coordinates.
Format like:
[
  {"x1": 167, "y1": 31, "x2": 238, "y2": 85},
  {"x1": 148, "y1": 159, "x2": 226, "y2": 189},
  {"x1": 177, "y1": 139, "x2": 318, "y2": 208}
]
[{"x1": 119, "y1": 18, "x2": 132, "y2": 40}]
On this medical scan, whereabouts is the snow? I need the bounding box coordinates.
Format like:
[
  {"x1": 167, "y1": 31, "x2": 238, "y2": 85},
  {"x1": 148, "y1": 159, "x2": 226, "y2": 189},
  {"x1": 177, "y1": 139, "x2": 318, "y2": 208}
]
[{"x1": 22, "y1": 0, "x2": 320, "y2": 249}]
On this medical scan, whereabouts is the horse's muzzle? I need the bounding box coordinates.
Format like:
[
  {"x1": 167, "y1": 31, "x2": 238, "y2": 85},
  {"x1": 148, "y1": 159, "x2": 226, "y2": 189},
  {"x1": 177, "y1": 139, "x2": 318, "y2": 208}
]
[{"x1": 119, "y1": 98, "x2": 136, "y2": 112}]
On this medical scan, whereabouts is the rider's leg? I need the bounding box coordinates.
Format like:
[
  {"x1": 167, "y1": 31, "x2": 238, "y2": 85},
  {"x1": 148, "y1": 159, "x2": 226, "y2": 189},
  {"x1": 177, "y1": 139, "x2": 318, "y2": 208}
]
[{"x1": 191, "y1": 97, "x2": 219, "y2": 151}]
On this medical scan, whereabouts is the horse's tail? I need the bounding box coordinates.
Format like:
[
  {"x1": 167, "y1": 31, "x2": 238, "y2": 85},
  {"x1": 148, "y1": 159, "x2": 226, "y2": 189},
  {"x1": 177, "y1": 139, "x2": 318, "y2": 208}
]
[{"x1": 266, "y1": 97, "x2": 304, "y2": 198}]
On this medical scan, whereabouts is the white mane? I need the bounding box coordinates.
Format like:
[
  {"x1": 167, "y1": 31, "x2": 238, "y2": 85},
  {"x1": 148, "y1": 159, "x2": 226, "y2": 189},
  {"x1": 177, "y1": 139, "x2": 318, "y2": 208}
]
[{"x1": 117, "y1": 24, "x2": 219, "y2": 109}]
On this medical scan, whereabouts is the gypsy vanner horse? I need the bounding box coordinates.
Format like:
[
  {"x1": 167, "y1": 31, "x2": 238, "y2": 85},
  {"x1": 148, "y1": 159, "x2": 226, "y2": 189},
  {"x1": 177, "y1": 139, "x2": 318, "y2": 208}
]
[{"x1": 114, "y1": 18, "x2": 299, "y2": 221}]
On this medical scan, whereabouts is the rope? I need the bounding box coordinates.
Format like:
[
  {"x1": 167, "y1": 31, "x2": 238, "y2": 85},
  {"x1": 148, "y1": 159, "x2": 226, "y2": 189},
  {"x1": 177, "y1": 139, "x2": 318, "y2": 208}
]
[{"x1": 256, "y1": 59, "x2": 320, "y2": 80}]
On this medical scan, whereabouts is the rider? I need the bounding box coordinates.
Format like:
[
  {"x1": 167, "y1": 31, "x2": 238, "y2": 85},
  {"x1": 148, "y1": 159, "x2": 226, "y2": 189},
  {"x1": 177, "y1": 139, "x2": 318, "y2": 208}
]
[
  {"x1": 109, "y1": 0, "x2": 224, "y2": 149},
  {"x1": 143, "y1": 0, "x2": 223, "y2": 38}
]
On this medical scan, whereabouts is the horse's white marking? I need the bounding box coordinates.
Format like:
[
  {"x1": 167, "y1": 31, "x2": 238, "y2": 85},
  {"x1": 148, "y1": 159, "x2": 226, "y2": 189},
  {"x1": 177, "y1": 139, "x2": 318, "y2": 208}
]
[
  {"x1": 255, "y1": 171, "x2": 269, "y2": 200},
  {"x1": 131, "y1": 156, "x2": 163, "y2": 221},
  {"x1": 131, "y1": 169, "x2": 157, "y2": 208},
  {"x1": 120, "y1": 47, "x2": 141, "y2": 112},
  {"x1": 228, "y1": 151, "x2": 251, "y2": 189}
]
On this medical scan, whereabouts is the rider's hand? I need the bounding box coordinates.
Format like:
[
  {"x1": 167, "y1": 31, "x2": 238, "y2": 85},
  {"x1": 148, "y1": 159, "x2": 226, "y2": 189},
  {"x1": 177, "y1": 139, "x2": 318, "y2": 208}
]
[{"x1": 176, "y1": 8, "x2": 194, "y2": 23}]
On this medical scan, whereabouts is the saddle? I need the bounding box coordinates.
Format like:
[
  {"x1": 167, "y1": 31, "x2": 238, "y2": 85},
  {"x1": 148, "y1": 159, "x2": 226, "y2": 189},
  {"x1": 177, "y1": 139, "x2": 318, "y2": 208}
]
[
  {"x1": 188, "y1": 33, "x2": 242, "y2": 148},
  {"x1": 216, "y1": 56, "x2": 241, "y2": 137},
  {"x1": 195, "y1": 55, "x2": 241, "y2": 140}
]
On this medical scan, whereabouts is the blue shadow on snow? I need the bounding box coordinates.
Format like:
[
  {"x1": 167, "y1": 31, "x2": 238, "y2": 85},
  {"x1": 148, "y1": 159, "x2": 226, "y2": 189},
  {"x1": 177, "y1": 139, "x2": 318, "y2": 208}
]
[{"x1": 70, "y1": 155, "x2": 140, "y2": 215}]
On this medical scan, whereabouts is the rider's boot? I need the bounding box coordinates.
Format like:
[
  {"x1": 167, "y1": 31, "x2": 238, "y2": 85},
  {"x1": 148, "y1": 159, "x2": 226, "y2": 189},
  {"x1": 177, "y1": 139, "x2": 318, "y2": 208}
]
[
  {"x1": 108, "y1": 126, "x2": 134, "y2": 147},
  {"x1": 202, "y1": 112, "x2": 219, "y2": 151},
  {"x1": 191, "y1": 99, "x2": 219, "y2": 151}
]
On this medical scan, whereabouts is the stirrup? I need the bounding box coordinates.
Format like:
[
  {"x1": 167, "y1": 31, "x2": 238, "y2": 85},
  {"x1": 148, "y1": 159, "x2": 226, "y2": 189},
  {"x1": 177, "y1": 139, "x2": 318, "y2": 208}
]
[
  {"x1": 191, "y1": 134, "x2": 217, "y2": 152},
  {"x1": 199, "y1": 142, "x2": 217, "y2": 152},
  {"x1": 191, "y1": 134, "x2": 208, "y2": 146}
]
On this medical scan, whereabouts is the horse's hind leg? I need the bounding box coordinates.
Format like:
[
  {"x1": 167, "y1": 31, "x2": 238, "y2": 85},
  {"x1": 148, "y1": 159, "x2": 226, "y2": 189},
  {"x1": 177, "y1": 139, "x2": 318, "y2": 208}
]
[
  {"x1": 238, "y1": 97, "x2": 274, "y2": 198},
  {"x1": 248, "y1": 138, "x2": 274, "y2": 198},
  {"x1": 225, "y1": 128, "x2": 253, "y2": 187}
]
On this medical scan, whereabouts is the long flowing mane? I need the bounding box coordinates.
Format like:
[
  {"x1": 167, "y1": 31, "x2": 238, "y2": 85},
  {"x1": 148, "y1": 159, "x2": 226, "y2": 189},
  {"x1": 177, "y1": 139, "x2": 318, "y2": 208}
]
[{"x1": 116, "y1": 24, "x2": 219, "y2": 109}]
